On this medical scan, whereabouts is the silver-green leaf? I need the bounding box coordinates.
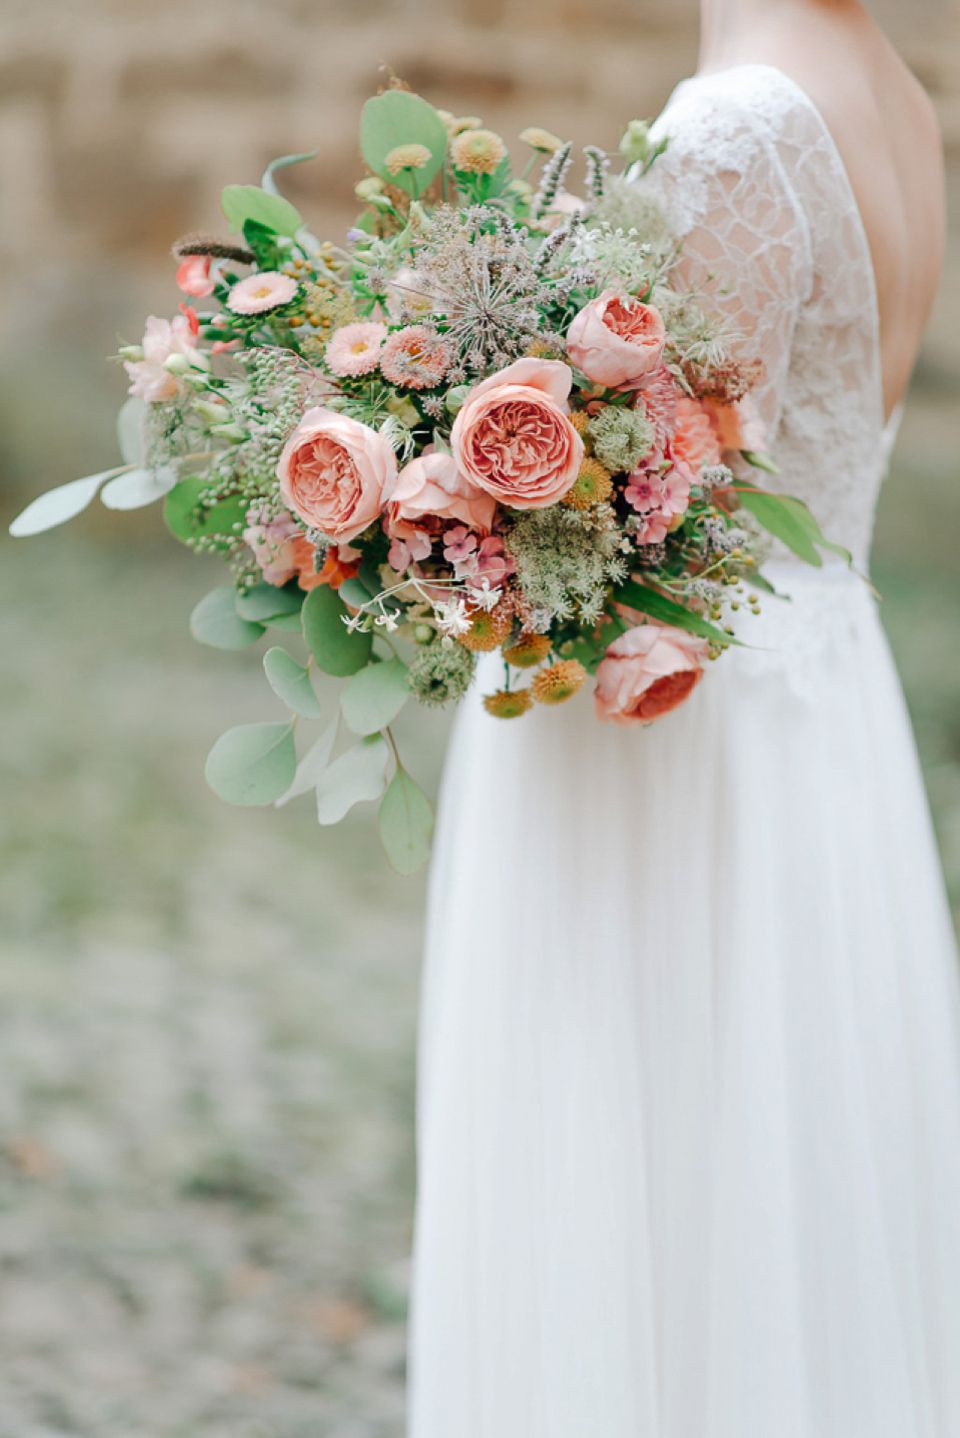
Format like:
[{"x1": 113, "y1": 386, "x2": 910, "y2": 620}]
[
  {"x1": 275, "y1": 718, "x2": 339, "y2": 807},
  {"x1": 205, "y1": 722, "x2": 296, "y2": 806},
  {"x1": 315, "y1": 735, "x2": 388, "y2": 825},
  {"x1": 190, "y1": 587, "x2": 265, "y2": 649},
  {"x1": 100, "y1": 466, "x2": 177, "y2": 511},
  {"x1": 263, "y1": 647, "x2": 322, "y2": 718},
  {"x1": 378, "y1": 766, "x2": 434, "y2": 874},
  {"x1": 8, "y1": 469, "x2": 128, "y2": 537},
  {"x1": 341, "y1": 658, "x2": 410, "y2": 736},
  {"x1": 116, "y1": 396, "x2": 147, "y2": 465}
]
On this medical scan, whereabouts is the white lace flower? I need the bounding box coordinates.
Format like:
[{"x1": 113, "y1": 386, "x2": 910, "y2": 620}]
[{"x1": 434, "y1": 597, "x2": 472, "y2": 639}]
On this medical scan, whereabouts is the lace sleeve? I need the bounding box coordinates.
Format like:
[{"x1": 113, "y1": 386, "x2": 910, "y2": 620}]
[{"x1": 635, "y1": 87, "x2": 814, "y2": 439}]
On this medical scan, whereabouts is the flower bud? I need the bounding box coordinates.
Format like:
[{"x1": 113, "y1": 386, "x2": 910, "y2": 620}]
[
  {"x1": 619, "y1": 118, "x2": 651, "y2": 165},
  {"x1": 117, "y1": 344, "x2": 144, "y2": 362},
  {"x1": 444, "y1": 384, "x2": 471, "y2": 414}
]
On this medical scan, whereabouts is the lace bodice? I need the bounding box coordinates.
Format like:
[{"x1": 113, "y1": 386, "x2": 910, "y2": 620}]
[{"x1": 634, "y1": 63, "x2": 895, "y2": 574}]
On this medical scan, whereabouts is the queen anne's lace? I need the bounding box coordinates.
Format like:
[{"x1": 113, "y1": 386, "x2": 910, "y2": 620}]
[{"x1": 633, "y1": 64, "x2": 898, "y2": 697}]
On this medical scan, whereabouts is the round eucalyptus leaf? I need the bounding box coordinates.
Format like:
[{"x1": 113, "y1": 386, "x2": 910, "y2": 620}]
[
  {"x1": 360, "y1": 91, "x2": 448, "y2": 197},
  {"x1": 341, "y1": 658, "x2": 410, "y2": 736},
  {"x1": 205, "y1": 722, "x2": 297, "y2": 806},
  {"x1": 221, "y1": 184, "x2": 303, "y2": 238},
  {"x1": 116, "y1": 396, "x2": 147, "y2": 465},
  {"x1": 100, "y1": 466, "x2": 177, "y2": 511},
  {"x1": 190, "y1": 588, "x2": 265, "y2": 650},
  {"x1": 302, "y1": 585, "x2": 372, "y2": 676},
  {"x1": 378, "y1": 765, "x2": 434, "y2": 875},
  {"x1": 164, "y1": 478, "x2": 247, "y2": 549},
  {"x1": 263, "y1": 647, "x2": 322, "y2": 718},
  {"x1": 8, "y1": 469, "x2": 127, "y2": 537},
  {"x1": 236, "y1": 583, "x2": 304, "y2": 622},
  {"x1": 275, "y1": 718, "x2": 339, "y2": 807},
  {"x1": 315, "y1": 735, "x2": 388, "y2": 825}
]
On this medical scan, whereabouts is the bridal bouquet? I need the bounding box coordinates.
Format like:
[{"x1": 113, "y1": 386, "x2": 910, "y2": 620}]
[{"x1": 11, "y1": 85, "x2": 842, "y2": 871}]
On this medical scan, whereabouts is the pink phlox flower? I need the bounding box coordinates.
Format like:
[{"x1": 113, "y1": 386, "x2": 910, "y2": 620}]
[
  {"x1": 176, "y1": 256, "x2": 215, "y2": 298},
  {"x1": 124, "y1": 313, "x2": 204, "y2": 403},
  {"x1": 624, "y1": 468, "x2": 663, "y2": 514},
  {"x1": 635, "y1": 512, "x2": 671, "y2": 546},
  {"x1": 443, "y1": 526, "x2": 479, "y2": 567},
  {"x1": 325, "y1": 322, "x2": 388, "y2": 378},
  {"x1": 242, "y1": 505, "x2": 303, "y2": 585},
  {"x1": 388, "y1": 530, "x2": 433, "y2": 572},
  {"x1": 467, "y1": 536, "x2": 514, "y2": 589}
]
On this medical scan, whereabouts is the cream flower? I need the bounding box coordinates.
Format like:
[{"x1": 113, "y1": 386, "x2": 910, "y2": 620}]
[
  {"x1": 384, "y1": 143, "x2": 432, "y2": 177},
  {"x1": 450, "y1": 129, "x2": 508, "y2": 176}
]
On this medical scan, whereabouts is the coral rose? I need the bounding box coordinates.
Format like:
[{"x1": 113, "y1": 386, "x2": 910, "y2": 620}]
[
  {"x1": 567, "y1": 290, "x2": 666, "y2": 389},
  {"x1": 388, "y1": 451, "x2": 496, "y2": 541},
  {"x1": 277, "y1": 408, "x2": 397, "y2": 544},
  {"x1": 595, "y1": 622, "x2": 709, "y2": 726},
  {"x1": 450, "y1": 357, "x2": 583, "y2": 509},
  {"x1": 672, "y1": 396, "x2": 723, "y2": 480}
]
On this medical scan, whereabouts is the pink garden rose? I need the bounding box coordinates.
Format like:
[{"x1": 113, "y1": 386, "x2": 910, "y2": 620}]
[
  {"x1": 567, "y1": 290, "x2": 666, "y2": 389},
  {"x1": 595, "y1": 622, "x2": 709, "y2": 726},
  {"x1": 277, "y1": 408, "x2": 397, "y2": 544},
  {"x1": 672, "y1": 397, "x2": 723, "y2": 481},
  {"x1": 176, "y1": 255, "x2": 215, "y2": 298},
  {"x1": 124, "y1": 314, "x2": 205, "y2": 403},
  {"x1": 450, "y1": 357, "x2": 583, "y2": 509},
  {"x1": 388, "y1": 451, "x2": 496, "y2": 544}
]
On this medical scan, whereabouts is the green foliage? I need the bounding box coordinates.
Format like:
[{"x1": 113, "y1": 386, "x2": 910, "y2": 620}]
[
  {"x1": 275, "y1": 718, "x2": 339, "y2": 806},
  {"x1": 315, "y1": 734, "x2": 389, "y2": 824},
  {"x1": 614, "y1": 579, "x2": 741, "y2": 647},
  {"x1": 190, "y1": 587, "x2": 265, "y2": 650},
  {"x1": 263, "y1": 647, "x2": 323, "y2": 718},
  {"x1": 100, "y1": 467, "x2": 177, "y2": 511},
  {"x1": 236, "y1": 583, "x2": 304, "y2": 622},
  {"x1": 359, "y1": 90, "x2": 448, "y2": 197},
  {"x1": 302, "y1": 585, "x2": 373, "y2": 676},
  {"x1": 8, "y1": 470, "x2": 127, "y2": 537},
  {"x1": 205, "y1": 721, "x2": 297, "y2": 806},
  {"x1": 261, "y1": 151, "x2": 318, "y2": 197},
  {"x1": 341, "y1": 658, "x2": 410, "y2": 736},
  {"x1": 378, "y1": 765, "x2": 434, "y2": 874},
  {"x1": 116, "y1": 397, "x2": 146, "y2": 465},
  {"x1": 164, "y1": 478, "x2": 248, "y2": 550},
  {"x1": 736, "y1": 482, "x2": 852, "y2": 567},
  {"x1": 221, "y1": 184, "x2": 303, "y2": 238}
]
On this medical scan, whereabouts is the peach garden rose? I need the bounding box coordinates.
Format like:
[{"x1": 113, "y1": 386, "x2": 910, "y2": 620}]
[
  {"x1": 567, "y1": 289, "x2": 667, "y2": 389},
  {"x1": 277, "y1": 408, "x2": 397, "y2": 544},
  {"x1": 388, "y1": 451, "x2": 496, "y2": 542},
  {"x1": 595, "y1": 622, "x2": 709, "y2": 726},
  {"x1": 450, "y1": 357, "x2": 583, "y2": 509}
]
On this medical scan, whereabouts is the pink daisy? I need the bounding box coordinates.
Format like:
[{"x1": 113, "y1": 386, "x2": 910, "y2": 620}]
[
  {"x1": 226, "y1": 271, "x2": 299, "y2": 315},
  {"x1": 380, "y1": 325, "x2": 451, "y2": 390},
  {"x1": 325, "y1": 321, "x2": 388, "y2": 378}
]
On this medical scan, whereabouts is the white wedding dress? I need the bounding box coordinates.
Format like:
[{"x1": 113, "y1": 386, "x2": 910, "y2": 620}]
[{"x1": 408, "y1": 65, "x2": 960, "y2": 1437}]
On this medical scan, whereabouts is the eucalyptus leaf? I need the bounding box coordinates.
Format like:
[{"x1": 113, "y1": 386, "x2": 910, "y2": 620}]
[
  {"x1": 116, "y1": 396, "x2": 147, "y2": 465},
  {"x1": 100, "y1": 466, "x2": 177, "y2": 511},
  {"x1": 268, "y1": 611, "x2": 305, "y2": 632},
  {"x1": 190, "y1": 587, "x2": 265, "y2": 649},
  {"x1": 164, "y1": 477, "x2": 247, "y2": 549},
  {"x1": 236, "y1": 582, "x2": 304, "y2": 622},
  {"x1": 8, "y1": 468, "x2": 128, "y2": 537},
  {"x1": 341, "y1": 658, "x2": 410, "y2": 736},
  {"x1": 315, "y1": 734, "x2": 389, "y2": 825},
  {"x1": 263, "y1": 647, "x2": 322, "y2": 718},
  {"x1": 378, "y1": 766, "x2": 434, "y2": 874},
  {"x1": 275, "y1": 718, "x2": 339, "y2": 806},
  {"x1": 261, "y1": 151, "x2": 317, "y2": 197},
  {"x1": 614, "y1": 580, "x2": 743, "y2": 647},
  {"x1": 302, "y1": 585, "x2": 372, "y2": 676},
  {"x1": 338, "y1": 576, "x2": 375, "y2": 610},
  {"x1": 205, "y1": 722, "x2": 296, "y2": 806},
  {"x1": 221, "y1": 184, "x2": 302, "y2": 238},
  {"x1": 360, "y1": 91, "x2": 448, "y2": 197}
]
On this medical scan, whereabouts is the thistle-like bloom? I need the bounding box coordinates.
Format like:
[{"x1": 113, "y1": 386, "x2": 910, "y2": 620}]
[
  {"x1": 531, "y1": 659, "x2": 587, "y2": 705},
  {"x1": 408, "y1": 640, "x2": 476, "y2": 706},
  {"x1": 384, "y1": 143, "x2": 432, "y2": 177},
  {"x1": 588, "y1": 405, "x2": 656, "y2": 473},
  {"x1": 325, "y1": 321, "x2": 388, "y2": 378},
  {"x1": 226, "y1": 271, "x2": 299, "y2": 315},
  {"x1": 450, "y1": 129, "x2": 508, "y2": 175},
  {"x1": 483, "y1": 688, "x2": 533, "y2": 719},
  {"x1": 379, "y1": 325, "x2": 451, "y2": 390}
]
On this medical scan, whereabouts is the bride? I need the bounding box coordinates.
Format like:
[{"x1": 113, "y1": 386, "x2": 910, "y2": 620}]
[{"x1": 407, "y1": 0, "x2": 960, "y2": 1434}]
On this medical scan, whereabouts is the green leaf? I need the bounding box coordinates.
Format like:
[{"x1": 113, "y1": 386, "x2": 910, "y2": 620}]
[
  {"x1": 338, "y1": 575, "x2": 375, "y2": 610},
  {"x1": 315, "y1": 734, "x2": 389, "y2": 825},
  {"x1": 378, "y1": 765, "x2": 434, "y2": 874},
  {"x1": 341, "y1": 658, "x2": 410, "y2": 736},
  {"x1": 116, "y1": 397, "x2": 146, "y2": 465},
  {"x1": 100, "y1": 466, "x2": 177, "y2": 510},
  {"x1": 8, "y1": 468, "x2": 128, "y2": 537},
  {"x1": 261, "y1": 151, "x2": 317, "y2": 197},
  {"x1": 360, "y1": 90, "x2": 448, "y2": 197},
  {"x1": 205, "y1": 721, "x2": 296, "y2": 806},
  {"x1": 302, "y1": 584, "x2": 372, "y2": 676},
  {"x1": 267, "y1": 611, "x2": 305, "y2": 632},
  {"x1": 236, "y1": 582, "x2": 303, "y2": 622},
  {"x1": 741, "y1": 448, "x2": 781, "y2": 474},
  {"x1": 614, "y1": 579, "x2": 743, "y2": 647},
  {"x1": 221, "y1": 184, "x2": 303, "y2": 238},
  {"x1": 164, "y1": 477, "x2": 247, "y2": 549},
  {"x1": 275, "y1": 718, "x2": 339, "y2": 806},
  {"x1": 735, "y1": 483, "x2": 852, "y2": 567},
  {"x1": 190, "y1": 587, "x2": 265, "y2": 649},
  {"x1": 263, "y1": 647, "x2": 322, "y2": 718}
]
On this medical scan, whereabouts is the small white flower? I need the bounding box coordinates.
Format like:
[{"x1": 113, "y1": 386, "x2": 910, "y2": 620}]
[
  {"x1": 375, "y1": 610, "x2": 400, "y2": 633},
  {"x1": 434, "y1": 596, "x2": 472, "y2": 639},
  {"x1": 468, "y1": 578, "x2": 503, "y2": 611},
  {"x1": 341, "y1": 613, "x2": 366, "y2": 633}
]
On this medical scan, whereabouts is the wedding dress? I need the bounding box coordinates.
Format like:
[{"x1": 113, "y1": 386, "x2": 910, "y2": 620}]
[{"x1": 408, "y1": 64, "x2": 960, "y2": 1437}]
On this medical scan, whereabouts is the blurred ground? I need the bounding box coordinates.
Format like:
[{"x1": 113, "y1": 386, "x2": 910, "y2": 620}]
[{"x1": 1, "y1": 1, "x2": 959, "y2": 1434}]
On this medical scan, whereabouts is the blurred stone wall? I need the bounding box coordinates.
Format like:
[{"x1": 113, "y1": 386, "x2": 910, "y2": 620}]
[{"x1": 0, "y1": 0, "x2": 958, "y2": 498}]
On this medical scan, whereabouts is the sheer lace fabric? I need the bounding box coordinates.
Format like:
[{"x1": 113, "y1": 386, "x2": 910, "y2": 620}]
[{"x1": 408, "y1": 66, "x2": 960, "y2": 1438}]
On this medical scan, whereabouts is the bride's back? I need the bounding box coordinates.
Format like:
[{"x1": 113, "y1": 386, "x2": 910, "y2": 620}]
[{"x1": 704, "y1": 4, "x2": 946, "y2": 421}]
